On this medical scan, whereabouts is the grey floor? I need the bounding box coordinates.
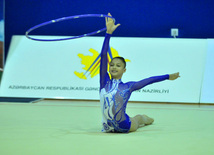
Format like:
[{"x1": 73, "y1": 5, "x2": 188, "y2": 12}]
[{"x1": 0, "y1": 100, "x2": 214, "y2": 155}]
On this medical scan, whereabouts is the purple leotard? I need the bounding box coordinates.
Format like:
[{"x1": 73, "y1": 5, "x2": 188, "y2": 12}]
[{"x1": 99, "y1": 33, "x2": 169, "y2": 133}]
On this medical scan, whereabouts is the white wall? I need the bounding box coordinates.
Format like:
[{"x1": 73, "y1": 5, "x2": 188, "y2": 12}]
[{"x1": 200, "y1": 39, "x2": 214, "y2": 104}]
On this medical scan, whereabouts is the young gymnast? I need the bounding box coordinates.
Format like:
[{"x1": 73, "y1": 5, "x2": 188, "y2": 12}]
[{"x1": 99, "y1": 13, "x2": 180, "y2": 133}]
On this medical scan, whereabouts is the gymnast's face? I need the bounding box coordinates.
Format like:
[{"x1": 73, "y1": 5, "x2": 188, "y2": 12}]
[{"x1": 109, "y1": 58, "x2": 126, "y2": 79}]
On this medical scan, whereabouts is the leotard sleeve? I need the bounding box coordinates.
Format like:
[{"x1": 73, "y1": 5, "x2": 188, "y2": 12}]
[
  {"x1": 130, "y1": 74, "x2": 169, "y2": 92},
  {"x1": 100, "y1": 33, "x2": 111, "y2": 90}
]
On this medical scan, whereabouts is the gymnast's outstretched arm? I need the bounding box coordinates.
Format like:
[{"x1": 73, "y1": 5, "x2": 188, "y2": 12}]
[
  {"x1": 100, "y1": 13, "x2": 120, "y2": 90},
  {"x1": 130, "y1": 72, "x2": 180, "y2": 92},
  {"x1": 100, "y1": 34, "x2": 111, "y2": 90}
]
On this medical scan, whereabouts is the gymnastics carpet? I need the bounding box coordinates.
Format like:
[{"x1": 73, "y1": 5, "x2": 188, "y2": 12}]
[{"x1": 0, "y1": 100, "x2": 214, "y2": 155}]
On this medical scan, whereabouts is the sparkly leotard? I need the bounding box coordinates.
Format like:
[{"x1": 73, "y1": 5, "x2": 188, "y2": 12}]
[{"x1": 99, "y1": 33, "x2": 169, "y2": 133}]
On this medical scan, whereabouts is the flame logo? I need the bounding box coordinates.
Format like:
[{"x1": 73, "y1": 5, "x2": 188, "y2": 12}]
[{"x1": 74, "y1": 47, "x2": 130, "y2": 79}]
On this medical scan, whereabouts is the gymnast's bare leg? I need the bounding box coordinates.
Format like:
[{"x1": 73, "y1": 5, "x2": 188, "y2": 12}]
[{"x1": 129, "y1": 115, "x2": 154, "y2": 132}]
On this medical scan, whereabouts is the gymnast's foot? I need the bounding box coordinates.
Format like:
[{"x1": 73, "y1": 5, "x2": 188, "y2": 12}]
[{"x1": 142, "y1": 115, "x2": 154, "y2": 125}]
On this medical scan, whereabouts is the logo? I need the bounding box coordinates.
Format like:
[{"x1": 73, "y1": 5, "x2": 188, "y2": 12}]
[{"x1": 74, "y1": 47, "x2": 130, "y2": 79}]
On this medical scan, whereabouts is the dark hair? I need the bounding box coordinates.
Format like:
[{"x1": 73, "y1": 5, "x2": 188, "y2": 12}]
[{"x1": 111, "y1": 57, "x2": 126, "y2": 68}]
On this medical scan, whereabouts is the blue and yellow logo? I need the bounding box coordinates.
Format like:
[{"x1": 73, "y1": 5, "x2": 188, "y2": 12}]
[{"x1": 74, "y1": 47, "x2": 130, "y2": 79}]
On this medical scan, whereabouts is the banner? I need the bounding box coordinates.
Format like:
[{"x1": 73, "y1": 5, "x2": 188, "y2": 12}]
[
  {"x1": 200, "y1": 39, "x2": 214, "y2": 104},
  {"x1": 0, "y1": 35, "x2": 207, "y2": 103}
]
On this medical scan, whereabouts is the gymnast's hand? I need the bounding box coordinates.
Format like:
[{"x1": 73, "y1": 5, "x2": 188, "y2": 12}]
[
  {"x1": 169, "y1": 72, "x2": 180, "y2": 80},
  {"x1": 106, "y1": 13, "x2": 120, "y2": 34}
]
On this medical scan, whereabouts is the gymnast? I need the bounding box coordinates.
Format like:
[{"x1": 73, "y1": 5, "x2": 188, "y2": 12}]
[{"x1": 99, "y1": 13, "x2": 180, "y2": 133}]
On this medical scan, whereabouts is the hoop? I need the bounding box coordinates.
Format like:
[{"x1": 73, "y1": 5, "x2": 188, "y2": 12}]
[{"x1": 25, "y1": 14, "x2": 115, "y2": 41}]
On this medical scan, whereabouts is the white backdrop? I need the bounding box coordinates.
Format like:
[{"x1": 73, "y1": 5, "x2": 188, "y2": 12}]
[
  {"x1": 200, "y1": 39, "x2": 214, "y2": 104},
  {"x1": 0, "y1": 35, "x2": 207, "y2": 103}
]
